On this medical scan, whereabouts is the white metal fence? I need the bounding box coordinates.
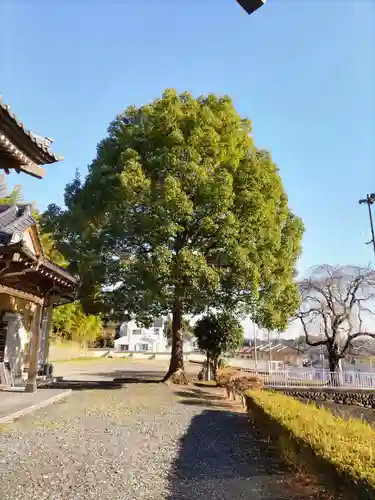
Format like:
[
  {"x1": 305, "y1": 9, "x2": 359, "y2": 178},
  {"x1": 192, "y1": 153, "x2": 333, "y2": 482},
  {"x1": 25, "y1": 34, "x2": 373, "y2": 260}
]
[{"x1": 240, "y1": 368, "x2": 375, "y2": 389}]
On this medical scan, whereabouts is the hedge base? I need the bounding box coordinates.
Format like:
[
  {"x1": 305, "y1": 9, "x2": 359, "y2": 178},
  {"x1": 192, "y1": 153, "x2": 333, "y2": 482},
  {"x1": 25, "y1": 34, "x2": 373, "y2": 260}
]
[{"x1": 245, "y1": 393, "x2": 375, "y2": 500}]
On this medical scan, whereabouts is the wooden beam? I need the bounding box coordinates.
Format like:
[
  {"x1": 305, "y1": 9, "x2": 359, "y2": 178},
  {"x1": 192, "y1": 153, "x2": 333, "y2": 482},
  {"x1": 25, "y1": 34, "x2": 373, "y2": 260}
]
[
  {"x1": 0, "y1": 153, "x2": 45, "y2": 179},
  {"x1": 2, "y1": 268, "x2": 38, "y2": 278},
  {"x1": 0, "y1": 284, "x2": 43, "y2": 306},
  {"x1": 25, "y1": 304, "x2": 43, "y2": 393},
  {"x1": 0, "y1": 134, "x2": 46, "y2": 178},
  {"x1": 19, "y1": 163, "x2": 45, "y2": 179}
]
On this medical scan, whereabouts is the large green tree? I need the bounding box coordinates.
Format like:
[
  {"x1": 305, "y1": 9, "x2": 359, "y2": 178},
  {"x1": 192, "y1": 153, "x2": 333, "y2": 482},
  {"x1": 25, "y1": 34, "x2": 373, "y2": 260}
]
[{"x1": 42, "y1": 89, "x2": 304, "y2": 382}]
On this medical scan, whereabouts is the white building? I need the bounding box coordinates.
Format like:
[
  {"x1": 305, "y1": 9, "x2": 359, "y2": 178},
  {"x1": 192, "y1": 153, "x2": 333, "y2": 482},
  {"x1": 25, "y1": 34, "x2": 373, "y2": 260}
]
[
  {"x1": 165, "y1": 338, "x2": 198, "y2": 353},
  {"x1": 114, "y1": 318, "x2": 167, "y2": 353}
]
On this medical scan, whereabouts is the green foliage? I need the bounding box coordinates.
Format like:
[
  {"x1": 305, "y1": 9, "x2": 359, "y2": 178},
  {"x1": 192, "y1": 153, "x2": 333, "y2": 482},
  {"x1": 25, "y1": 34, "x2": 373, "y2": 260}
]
[
  {"x1": 52, "y1": 303, "x2": 76, "y2": 337},
  {"x1": 42, "y1": 89, "x2": 303, "y2": 329},
  {"x1": 194, "y1": 313, "x2": 244, "y2": 363},
  {"x1": 39, "y1": 232, "x2": 68, "y2": 267},
  {"x1": 33, "y1": 210, "x2": 68, "y2": 267},
  {"x1": 52, "y1": 302, "x2": 102, "y2": 346},
  {"x1": 247, "y1": 390, "x2": 375, "y2": 498},
  {"x1": 218, "y1": 358, "x2": 229, "y2": 370},
  {"x1": 0, "y1": 175, "x2": 23, "y2": 205}
]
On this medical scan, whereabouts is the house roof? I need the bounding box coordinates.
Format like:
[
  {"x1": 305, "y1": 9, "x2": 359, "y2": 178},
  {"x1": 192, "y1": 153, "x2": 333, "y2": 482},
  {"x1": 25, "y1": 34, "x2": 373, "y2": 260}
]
[{"x1": 238, "y1": 342, "x2": 300, "y2": 355}]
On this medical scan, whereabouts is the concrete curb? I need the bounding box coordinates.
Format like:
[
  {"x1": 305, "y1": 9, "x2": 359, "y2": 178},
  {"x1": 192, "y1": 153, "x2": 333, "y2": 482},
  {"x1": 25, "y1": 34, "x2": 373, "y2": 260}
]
[{"x1": 0, "y1": 389, "x2": 72, "y2": 425}]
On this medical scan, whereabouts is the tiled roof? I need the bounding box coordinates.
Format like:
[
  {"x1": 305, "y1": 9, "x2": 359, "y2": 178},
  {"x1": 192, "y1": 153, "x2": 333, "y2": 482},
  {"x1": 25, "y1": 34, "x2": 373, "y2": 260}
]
[
  {"x1": 43, "y1": 260, "x2": 78, "y2": 284},
  {"x1": 0, "y1": 203, "x2": 77, "y2": 284},
  {"x1": 0, "y1": 97, "x2": 63, "y2": 163},
  {"x1": 238, "y1": 342, "x2": 301, "y2": 355},
  {"x1": 0, "y1": 205, "x2": 35, "y2": 245}
]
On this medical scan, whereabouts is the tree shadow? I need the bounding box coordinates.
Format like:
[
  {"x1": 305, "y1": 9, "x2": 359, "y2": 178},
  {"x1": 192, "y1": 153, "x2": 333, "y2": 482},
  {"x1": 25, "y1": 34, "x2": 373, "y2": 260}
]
[
  {"x1": 175, "y1": 388, "x2": 226, "y2": 402},
  {"x1": 37, "y1": 379, "x2": 125, "y2": 391},
  {"x1": 168, "y1": 400, "x2": 327, "y2": 498},
  {"x1": 38, "y1": 370, "x2": 168, "y2": 390},
  {"x1": 94, "y1": 369, "x2": 166, "y2": 383},
  {"x1": 178, "y1": 399, "x2": 237, "y2": 409},
  {"x1": 111, "y1": 369, "x2": 165, "y2": 384}
]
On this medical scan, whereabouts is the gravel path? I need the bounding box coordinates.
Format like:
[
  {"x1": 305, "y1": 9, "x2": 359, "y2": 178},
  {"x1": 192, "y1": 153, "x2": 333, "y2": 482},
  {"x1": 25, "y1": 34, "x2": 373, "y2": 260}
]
[{"x1": 0, "y1": 382, "x2": 325, "y2": 500}]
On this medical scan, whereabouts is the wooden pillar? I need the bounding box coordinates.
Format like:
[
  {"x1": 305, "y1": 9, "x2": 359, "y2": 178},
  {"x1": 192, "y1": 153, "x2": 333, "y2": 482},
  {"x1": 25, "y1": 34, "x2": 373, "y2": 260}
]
[
  {"x1": 43, "y1": 300, "x2": 54, "y2": 365},
  {"x1": 25, "y1": 304, "x2": 43, "y2": 393}
]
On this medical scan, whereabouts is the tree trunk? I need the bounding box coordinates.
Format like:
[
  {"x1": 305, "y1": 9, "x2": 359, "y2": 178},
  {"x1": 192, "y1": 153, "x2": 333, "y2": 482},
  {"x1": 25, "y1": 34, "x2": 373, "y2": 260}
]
[
  {"x1": 206, "y1": 352, "x2": 210, "y2": 381},
  {"x1": 163, "y1": 300, "x2": 188, "y2": 384},
  {"x1": 212, "y1": 356, "x2": 219, "y2": 380},
  {"x1": 328, "y1": 351, "x2": 341, "y2": 387},
  {"x1": 328, "y1": 355, "x2": 338, "y2": 373}
]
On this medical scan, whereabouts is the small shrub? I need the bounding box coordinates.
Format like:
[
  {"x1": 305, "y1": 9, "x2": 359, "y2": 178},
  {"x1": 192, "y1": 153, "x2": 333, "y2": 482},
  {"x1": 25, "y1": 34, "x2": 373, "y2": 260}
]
[
  {"x1": 234, "y1": 375, "x2": 264, "y2": 392},
  {"x1": 216, "y1": 368, "x2": 263, "y2": 407},
  {"x1": 215, "y1": 367, "x2": 238, "y2": 387}
]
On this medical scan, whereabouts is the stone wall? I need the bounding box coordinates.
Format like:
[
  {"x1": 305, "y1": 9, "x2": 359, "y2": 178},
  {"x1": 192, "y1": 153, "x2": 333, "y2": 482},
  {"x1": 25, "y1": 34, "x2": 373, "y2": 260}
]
[{"x1": 276, "y1": 387, "x2": 375, "y2": 409}]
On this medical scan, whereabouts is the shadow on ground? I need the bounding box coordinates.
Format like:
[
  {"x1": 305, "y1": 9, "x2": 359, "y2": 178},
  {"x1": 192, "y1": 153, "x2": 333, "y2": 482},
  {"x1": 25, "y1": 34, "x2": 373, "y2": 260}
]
[
  {"x1": 99, "y1": 370, "x2": 165, "y2": 383},
  {"x1": 38, "y1": 370, "x2": 166, "y2": 391},
  {"x1": 168, "y1": 389, "x2": 329, "y2": 499},
  {"x1": 175, "y1": 388, "x2": 226, "y2": 401},
  {"x1": 38, "y1": 379, "x2": 125, "y2": 391}
]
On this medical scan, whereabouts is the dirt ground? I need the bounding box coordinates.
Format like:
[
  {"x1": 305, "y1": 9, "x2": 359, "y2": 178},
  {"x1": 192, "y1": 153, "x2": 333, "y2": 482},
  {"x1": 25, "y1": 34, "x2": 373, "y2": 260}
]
[{"x1": 52, "y1": 357, "x2": 201, "y2": 382}]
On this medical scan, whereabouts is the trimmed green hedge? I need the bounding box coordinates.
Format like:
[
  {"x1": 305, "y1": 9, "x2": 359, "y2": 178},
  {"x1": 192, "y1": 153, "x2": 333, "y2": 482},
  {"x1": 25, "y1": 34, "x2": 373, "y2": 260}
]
[{"x1": 246, "y1": 390, "x2": 375, "y2": 499}]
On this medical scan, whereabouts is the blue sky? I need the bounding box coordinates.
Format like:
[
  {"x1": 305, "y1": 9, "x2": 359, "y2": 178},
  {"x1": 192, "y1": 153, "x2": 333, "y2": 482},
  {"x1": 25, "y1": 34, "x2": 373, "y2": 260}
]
[{"x1": 1, "y1": 0, "x2": 374, "y2": 278}]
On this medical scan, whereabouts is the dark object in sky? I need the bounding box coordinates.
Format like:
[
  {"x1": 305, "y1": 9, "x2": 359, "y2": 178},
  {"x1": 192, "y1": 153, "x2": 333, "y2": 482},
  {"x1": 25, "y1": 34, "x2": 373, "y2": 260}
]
[{"x1": 236, "y1": 0, "x2": 266, "y2": 15}]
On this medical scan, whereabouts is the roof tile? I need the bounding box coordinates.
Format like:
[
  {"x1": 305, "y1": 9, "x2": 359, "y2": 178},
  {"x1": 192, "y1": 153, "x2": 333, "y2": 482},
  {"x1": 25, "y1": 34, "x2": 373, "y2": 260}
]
[
  {"x1": 0, "y1": 97, "x2": 63, "y2": 163},
  {"x1": 0, "y1": 203, "x2": 77, "y2": 284}
]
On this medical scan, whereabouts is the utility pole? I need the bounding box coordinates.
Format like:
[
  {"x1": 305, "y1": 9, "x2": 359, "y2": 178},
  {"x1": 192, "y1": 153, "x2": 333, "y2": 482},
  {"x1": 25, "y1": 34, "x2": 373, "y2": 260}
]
[
  {"x1": 268, "y1": 329, "x2": 272, "y2": 372},
  {"x1": 253, "y1": 322, "x2": 258, "y2": 369},
  {"x1": 359, "y1": 193, "x2": 375, "y2": 256},
  {"x1": 236, "y1": 0, "x2": 266, "y2": 15}
]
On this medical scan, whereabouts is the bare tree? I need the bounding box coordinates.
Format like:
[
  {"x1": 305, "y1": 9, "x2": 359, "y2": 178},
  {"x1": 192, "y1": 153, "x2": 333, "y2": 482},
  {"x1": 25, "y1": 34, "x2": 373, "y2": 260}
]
[{"x1": 296, "y1": 265, "x2": 375, "y2": 373}]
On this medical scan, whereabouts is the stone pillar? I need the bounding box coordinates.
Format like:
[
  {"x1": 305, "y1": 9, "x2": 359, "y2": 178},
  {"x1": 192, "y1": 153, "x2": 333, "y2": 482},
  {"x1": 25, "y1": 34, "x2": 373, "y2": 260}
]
[
  {"x1": 25, "y1": 304, "x2": 43, "y2": 393},
  {"x1": 43, "y1": 301, "x2": 54, "y2": 366},
  {"x1": 4, "y1": 312, "x2": 28, "y2": 380}
]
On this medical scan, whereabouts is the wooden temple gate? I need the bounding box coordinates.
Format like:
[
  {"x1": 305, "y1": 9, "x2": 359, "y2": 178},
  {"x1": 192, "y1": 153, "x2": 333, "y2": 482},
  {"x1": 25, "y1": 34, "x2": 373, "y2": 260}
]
[
  {"x1": 0, "y1": 97, "x2": 78, "y2": 392},
  {"x1": 0, "y1": 205, "x2": 78, "y2": 392}
]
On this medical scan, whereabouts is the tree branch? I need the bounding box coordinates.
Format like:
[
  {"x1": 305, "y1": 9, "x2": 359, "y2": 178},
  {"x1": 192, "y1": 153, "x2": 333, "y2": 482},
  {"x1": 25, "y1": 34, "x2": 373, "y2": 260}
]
[
  {"x1": 296, "y1": 313, "x2": 329, "y2": 347},
  {"x1": 349, "y1": 331, "x2": 375, "y2": 341}
]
